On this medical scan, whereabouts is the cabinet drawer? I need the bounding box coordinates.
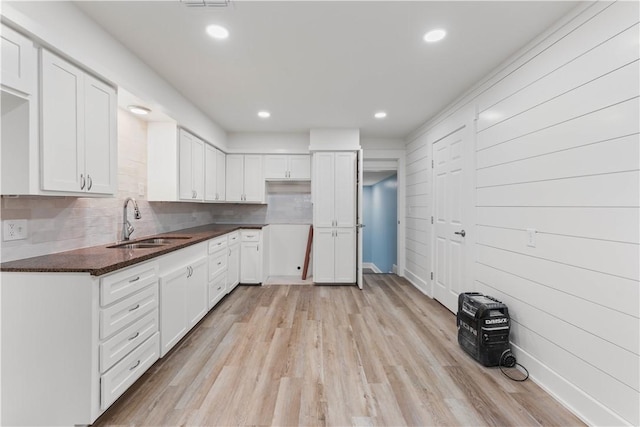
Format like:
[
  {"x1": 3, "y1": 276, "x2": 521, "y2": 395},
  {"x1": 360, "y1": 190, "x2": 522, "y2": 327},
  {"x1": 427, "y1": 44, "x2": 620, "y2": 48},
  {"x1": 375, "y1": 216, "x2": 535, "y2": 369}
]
[
  {"x1": 208, "y1": 271, "x2": 226, "y2": 310},
  {"x1": 100, "y1": 310, "x2": 158, "y2": 374},
  {"x1": 101, "y1": 262, "x2": 158, "y2": 306},
  {"x1": 100, "y1": 285, "x2": 158, "y2": 339},
  {"x1": 101, "y1": 332, "x2": 159, "y2": 410},
  {"x1": 241, "y1": 230, "x2": 260, "y2": 242},
  {"x1": 227, "y1": 231, "x2": 240, "y2": 245},
  {"x1": 208, "y1": 235, "x2": 227, "y2": 254},
  {"x1": 209, "y1": 251, "x2": 227, "y2": 280}
]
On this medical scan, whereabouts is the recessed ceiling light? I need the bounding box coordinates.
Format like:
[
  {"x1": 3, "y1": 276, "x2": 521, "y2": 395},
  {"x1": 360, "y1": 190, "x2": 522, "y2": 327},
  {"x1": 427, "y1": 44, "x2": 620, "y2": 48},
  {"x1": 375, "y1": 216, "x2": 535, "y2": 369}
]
[
  {"x1": 423, "y1": 29, "x2": 446, "y2": 43},
  {"x1": 258, "y1": 111, "x2": 271, "y2": 118},
  {"x1": 127, "y1": 105, "x2": 151, "y2": 115},
  {"x1": 206, "y1": 24, "x2": 229, "y2": 40},
  {"x1": 374, "y1": 111, "x2": 387, "y2": 119}
]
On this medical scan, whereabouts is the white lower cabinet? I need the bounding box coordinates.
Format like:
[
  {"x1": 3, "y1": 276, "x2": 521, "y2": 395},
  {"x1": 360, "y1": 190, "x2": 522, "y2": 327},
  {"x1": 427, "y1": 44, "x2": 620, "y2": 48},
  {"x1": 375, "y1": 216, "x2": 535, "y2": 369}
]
[
  {"x1": 313, "y1": 227, "x2": 355, "y2": 283},
  {"x1": 209, "y1": 271, "x2": 227, "y2": 309},
  {"x1": 240, "y1": 229, "x2": 263, "y2": 284},
  {"x1": 227, "y1": 241, "x2": 240, "y2": 292},
  {"x1": 158, "y1": 242, "x2": 207, "y2": 357}
]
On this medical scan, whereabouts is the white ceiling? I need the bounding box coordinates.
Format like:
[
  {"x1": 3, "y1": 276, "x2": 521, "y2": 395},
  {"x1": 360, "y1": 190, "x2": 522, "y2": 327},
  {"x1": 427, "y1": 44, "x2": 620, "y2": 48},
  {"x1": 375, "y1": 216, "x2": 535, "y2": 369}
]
[{"x1": 75, "y1": 1, "x2": 580, "y2": 139}]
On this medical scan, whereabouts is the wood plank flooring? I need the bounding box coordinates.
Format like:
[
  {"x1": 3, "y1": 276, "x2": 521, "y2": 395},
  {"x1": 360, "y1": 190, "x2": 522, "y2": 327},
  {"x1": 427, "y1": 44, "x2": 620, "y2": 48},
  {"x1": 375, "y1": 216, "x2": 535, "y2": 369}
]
[{"x1": 93, "y1": 274, "x2": 584, "y2": 426}]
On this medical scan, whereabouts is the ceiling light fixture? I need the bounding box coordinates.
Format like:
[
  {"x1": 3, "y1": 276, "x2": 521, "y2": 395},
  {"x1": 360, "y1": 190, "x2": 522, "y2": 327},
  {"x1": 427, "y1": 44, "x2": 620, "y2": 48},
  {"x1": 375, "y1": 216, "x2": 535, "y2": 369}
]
[
  {"x1": 423, "y1": 29, "x2": 446, "y2": 43},
  {"x1": 374, "y1": 111, "x2": 387, "y2": 119},
  {"x1": 206, "y1": 24, "x2": 229, "y2": 40},
  {"x1": 127, "y1": 105, "x2": 151, "y2": 115},
  {"x1": 258, "y1": 111, "x2": 271, "y2": 118}
]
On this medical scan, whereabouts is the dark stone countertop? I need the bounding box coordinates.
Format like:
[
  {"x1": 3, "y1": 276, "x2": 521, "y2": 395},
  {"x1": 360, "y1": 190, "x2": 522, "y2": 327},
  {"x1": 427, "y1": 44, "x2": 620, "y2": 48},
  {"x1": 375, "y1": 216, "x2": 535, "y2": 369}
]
[{"x1": 0, "y1": 224, "x2": 265, "y2": 276}]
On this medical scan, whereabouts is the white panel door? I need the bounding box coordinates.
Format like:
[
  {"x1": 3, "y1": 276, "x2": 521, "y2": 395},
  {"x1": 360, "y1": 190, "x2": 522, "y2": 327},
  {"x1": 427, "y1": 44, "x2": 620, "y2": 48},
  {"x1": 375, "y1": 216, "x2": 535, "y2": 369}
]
[
  {"x1": 178, "y1": 130, "x2": 194, "y2": 200},
  {"x1": 313, "y1": 153, "x2": 335, "y2": 227},
  {"x1": 216, "y1": 150, "x2": 226, "y2": 201},
  {"x1": 84, "y1": 74, "x2": 116, "y2": 194},
  {"x1": 313, "y1": 228, "x2": 335, "y2": 282},
  {"x1": 335, "y1": 227, "x2": 356, "y2": 283},
  {"x1": 225, "y1": 154, "x2": 244, "y2": 202},
  {"x1": 204, "y1": 144, "x2": 217, "y2": 201},
  {"x1": 334, "y1": 152, "x2": 356, "y2": 227},
  {"x1": 186, "y1": 257, "x2": 207, "y2": 329},
  {"x1": 264, "y1": 155, "x2": 287, "y2": 179},
  {"x1": 289, "y1": 155, "x2": 311, "y2": 180},
  {"x1": 433, "y1": 126, "x2": 467, "y2": 313},
  {"x1": 41, "y1": 49, "x2": 84, "y2": 193},
  {"x1": 243, "y1": 154, "x2": 264, "y2": 202}
]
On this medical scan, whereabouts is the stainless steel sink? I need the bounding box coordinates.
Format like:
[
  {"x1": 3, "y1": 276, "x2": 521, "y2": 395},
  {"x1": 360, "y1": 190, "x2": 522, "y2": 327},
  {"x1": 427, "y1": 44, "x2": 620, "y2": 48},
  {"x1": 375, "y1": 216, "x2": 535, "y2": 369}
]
[{"x1": 108, "y1": 236, "x2": 191, "y2": 249}]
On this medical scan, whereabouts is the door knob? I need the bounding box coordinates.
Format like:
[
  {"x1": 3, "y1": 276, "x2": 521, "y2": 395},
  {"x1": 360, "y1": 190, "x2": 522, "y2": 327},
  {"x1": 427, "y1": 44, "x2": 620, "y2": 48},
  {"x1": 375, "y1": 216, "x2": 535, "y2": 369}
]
[{"x1": 454, "y1": 230, "x2": 466, "y2": 237}]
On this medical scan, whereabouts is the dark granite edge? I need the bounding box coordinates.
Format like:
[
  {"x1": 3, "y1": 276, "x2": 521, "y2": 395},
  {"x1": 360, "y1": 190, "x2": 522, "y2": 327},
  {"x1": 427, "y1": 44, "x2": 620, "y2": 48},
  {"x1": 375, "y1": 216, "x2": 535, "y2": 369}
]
[{"x1": 1, "y1": 224, "x2": 265, "y2": 276}]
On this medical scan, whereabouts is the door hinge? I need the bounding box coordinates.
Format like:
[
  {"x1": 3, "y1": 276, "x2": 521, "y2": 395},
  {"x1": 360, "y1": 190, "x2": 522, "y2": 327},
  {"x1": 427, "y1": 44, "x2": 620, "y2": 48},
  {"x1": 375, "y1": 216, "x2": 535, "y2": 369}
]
[
  {"x1": 431, "y1": 272, "x2": 434, "y2": 280},
  {"x1": 431, "y1": 159, "x2": 434, "y2": 169},
  {"x1": 431, "y1": 216, "x2": 434, "y2": 224}
]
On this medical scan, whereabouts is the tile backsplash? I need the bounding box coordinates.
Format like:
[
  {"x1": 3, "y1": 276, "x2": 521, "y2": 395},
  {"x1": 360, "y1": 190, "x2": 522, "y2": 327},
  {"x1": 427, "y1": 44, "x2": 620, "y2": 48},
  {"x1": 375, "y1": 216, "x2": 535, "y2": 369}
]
[{"x1": 1, "y1": 109, "x2": 310, "y2": 262}]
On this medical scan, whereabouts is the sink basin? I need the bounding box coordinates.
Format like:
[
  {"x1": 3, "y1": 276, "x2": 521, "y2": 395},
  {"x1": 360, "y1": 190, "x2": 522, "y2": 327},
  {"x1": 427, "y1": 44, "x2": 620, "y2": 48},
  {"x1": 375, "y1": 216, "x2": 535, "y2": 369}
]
[{"x1": 107, "y1": 236, "x2": 191, "y2": 249}]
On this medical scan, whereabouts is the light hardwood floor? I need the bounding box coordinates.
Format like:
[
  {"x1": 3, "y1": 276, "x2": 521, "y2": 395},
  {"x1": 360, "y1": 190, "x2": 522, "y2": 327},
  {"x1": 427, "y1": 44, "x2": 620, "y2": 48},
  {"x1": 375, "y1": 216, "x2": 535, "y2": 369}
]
[{"x1": 93, "y1": 274, "x2": 584, "y2": 426}]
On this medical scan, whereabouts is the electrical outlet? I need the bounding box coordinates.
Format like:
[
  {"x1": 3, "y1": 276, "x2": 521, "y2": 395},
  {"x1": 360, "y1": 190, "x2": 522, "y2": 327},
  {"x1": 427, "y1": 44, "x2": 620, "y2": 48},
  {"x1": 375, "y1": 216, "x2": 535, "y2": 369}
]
[
  {"x1": 526, "y1": 228, "x2": 537, "y2": 248},
  {"x1": 3, "y1": 220, "x2": 28, "y2": 241}
]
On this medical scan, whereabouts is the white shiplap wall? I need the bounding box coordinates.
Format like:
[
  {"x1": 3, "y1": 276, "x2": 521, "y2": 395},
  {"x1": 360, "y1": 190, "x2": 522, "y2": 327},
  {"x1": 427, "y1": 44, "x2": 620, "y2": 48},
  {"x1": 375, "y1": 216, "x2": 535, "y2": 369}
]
[{"x1": 405, "y1": 1, "x2": 639, "y2": 425}]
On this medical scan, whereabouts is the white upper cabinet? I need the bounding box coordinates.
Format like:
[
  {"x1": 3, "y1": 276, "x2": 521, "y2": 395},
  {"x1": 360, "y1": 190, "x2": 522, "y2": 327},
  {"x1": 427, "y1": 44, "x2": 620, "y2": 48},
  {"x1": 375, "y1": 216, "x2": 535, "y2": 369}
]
[
  {"x1": 40, "y1": 49, "x2": 116, "y2": 195},
  {"x1": 226, "y1": 154, "x2": 264, "y2": 203},
  {"x1": 178, "y1": 129, "x2": 204, "y2": 201},
  {"x1": 1, "y1": 24, "x2": 36, "y2": 95},
  {"x1": 264, "y1": 154, "x2": 310, "y2": 180},
  {"x1": 205, "y1": 144, "x2": 226, "y2": 202}
]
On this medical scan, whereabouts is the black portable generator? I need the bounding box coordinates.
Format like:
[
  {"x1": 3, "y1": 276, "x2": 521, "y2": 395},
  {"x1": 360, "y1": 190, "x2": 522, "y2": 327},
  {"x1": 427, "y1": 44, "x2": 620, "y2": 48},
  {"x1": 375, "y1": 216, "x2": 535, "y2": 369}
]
[{"x1": 457, "y1": 292, "x2": 514, "y2": 367}]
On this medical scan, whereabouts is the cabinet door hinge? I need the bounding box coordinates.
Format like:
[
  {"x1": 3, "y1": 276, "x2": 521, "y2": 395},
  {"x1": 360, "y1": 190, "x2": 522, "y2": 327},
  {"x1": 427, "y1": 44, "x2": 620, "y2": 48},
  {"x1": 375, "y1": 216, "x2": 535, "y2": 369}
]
[
  {"x1": 431, "y1": 272, "x2": 434, "y2": 280},
  {"x1": 431, "y1": 159, "x2": 434, "y2": 169},
  {"x1": 431, "y1": 216, "x2": 434, "y2": 224}
]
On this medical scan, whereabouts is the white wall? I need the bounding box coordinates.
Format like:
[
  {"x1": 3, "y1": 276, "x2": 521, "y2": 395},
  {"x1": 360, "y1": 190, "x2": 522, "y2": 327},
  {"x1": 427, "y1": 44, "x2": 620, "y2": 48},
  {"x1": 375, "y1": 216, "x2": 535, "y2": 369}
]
[
  {"x1": 405, "y1": 2, "x2": 639, "y2": 425},
  {"x1": 1, "y1": 2, "x2": 227, "y2": 150},
  {"x1": 227, "y1": 132, "x2": 309, "y2": 154}
]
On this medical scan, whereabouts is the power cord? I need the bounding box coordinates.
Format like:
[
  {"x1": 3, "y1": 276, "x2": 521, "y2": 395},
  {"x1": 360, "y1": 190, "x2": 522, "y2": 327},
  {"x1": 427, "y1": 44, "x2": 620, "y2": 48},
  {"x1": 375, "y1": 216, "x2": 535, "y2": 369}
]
[{"x1": 499, "y1": 350, "x2": 529, "y2": 382}]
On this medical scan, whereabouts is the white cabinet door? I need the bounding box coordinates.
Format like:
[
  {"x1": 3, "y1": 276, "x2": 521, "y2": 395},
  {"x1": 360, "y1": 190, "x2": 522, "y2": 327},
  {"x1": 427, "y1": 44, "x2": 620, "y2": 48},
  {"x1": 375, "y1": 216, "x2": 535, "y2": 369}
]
[
  {"x1": 186, "y1": 257, "x2": 207, "y2": 329},
  {"x1": 205, "y1": 144, "x2": 217, "y2": 201},
  {"x1": 313, "y1": 152, "x2": 335, "y2": 227},
  {"x1": 216, "y1": 149, "x2": 226, "y2": 201},
  {"x1": 41, "y1": 49, "x2": 84, "y2": 193},
  {"x1": 240, "y1": 241, "x2": 261, "y2": 284},
  {"x1": 264, "y1": 155, "x2": 288, "y2": 179},
  {"x1": 159, "y1": 266, "x2": 188, "y2": 356},
  {"x1": 243, "y1": 154, "x2": 264, "y2": 202},
  {"x1": 289, "y1": 155, "x2": 311, "y2": 180},
  {"x1": 334, "y1": 228, "x2": 356, "y2": 282},
  {"x1": 84, "y1": 74, "x2": 116, "y2": 195},
  {"x1": 334, "y1": 152, "x2": 356, "y2": 227},
  {"x1": 227, "y1": 244, "x2": 240, "y2": 292},
  {"x1": 191, "y1": 138, "x2": 204, "y2": 201},
  {"x1": 313, "y1": 228, "x2": 335, "y2": 283},
  {"x1": 178, "y1": 130, "x2": 204, "y2": 201},
  {"x1": 225, "y1": 154, "x2": 244, "y2": 202},
  {"x1": 1, "y1": 24, "x2": 36, "y2": 95}
]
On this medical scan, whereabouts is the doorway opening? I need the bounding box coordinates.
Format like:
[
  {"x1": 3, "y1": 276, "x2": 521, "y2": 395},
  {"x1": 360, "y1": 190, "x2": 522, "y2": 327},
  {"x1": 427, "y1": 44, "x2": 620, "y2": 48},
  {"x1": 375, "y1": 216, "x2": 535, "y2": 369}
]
[{"x1": 362, "y1": 166, "x2": 398, "y2": 274}]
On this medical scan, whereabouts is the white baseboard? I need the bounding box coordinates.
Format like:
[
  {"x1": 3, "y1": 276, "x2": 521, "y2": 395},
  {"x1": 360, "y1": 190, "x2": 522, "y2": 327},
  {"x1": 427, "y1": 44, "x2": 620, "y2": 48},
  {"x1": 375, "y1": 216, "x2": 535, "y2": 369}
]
[
  {"x1": 403, "y1": 268, "x2": 432, "y2": 297},
  {"x1": 511, "y1": 343, "x2": 632, "y2": 426},
  {"x1": 363, "y1": 262, "x2": 382, "y2": 273},
  {"x1": 392, "y1": 264, "x2": 398, "y2": 274}
]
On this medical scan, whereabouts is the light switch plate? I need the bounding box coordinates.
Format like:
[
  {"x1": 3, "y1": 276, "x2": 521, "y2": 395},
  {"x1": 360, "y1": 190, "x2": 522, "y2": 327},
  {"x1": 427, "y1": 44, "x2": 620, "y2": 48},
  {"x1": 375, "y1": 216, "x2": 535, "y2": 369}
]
[
  {"x1": 526, "y1": 228, "x2": 537, "y2": 248},
  {"x1": 3, "y1": 219, "x2": 28, "y2": 241}
]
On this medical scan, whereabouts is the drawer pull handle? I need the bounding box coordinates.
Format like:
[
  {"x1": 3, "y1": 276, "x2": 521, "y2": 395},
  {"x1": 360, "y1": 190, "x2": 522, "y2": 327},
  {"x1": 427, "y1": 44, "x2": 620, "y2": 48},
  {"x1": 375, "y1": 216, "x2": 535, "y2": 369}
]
[
  {"x1": 217, "y1": 262, "x2": 222, "y2": 266},
  {"x1": 129, "y1": 304, "x2": 140, "y2": 312},
  {"x1": 246, "y1": 235, "x2": 255, "y2": 238},
  {"x1": 128, "y1": 332, "x2": 140, "y2": 341},
  {"x1": 129, "y1": 276, "x2": 140, "y2": 283},
  {"x1": 129, "y1": 360, "x2": 141, "y2": 371},
  {"x1": 218, "y1": 242, "x2": 223, "y2": 246},
  {"x1": 217, "y1": 286, "x2": 222, "y2": 291}
]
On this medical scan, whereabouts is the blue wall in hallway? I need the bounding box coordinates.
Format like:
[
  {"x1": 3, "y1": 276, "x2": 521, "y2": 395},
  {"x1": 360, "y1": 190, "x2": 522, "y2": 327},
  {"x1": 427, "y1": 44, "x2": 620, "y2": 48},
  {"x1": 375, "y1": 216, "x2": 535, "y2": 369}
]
[{"x1": 363, "y1": 174, "x2": 397, "y2": 273}]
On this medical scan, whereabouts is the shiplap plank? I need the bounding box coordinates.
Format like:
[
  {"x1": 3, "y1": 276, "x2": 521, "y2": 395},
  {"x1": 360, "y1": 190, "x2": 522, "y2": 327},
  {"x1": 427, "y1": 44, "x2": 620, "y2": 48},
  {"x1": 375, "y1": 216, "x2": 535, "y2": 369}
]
[
  {"x1": 406, "y1": 218, "x2": 428, "y2": 233},
  {"x1": 477, "y1": 134, "x2": 639, "y2": 188},
  {"x1": 477, "y1": 61, "x2": 639, "y2": 150},
  {"x1": 407, "y1": 206, "x2": 428, "y2": 219},
  {"x1": 406, "y1": 144, "x2": 429, "y2": 163},
  {"x1": 477, "y1": 1, "x2": 640, "y2": 112},
  {"x1": 477, "y1": 206, "x2": 639, "y2": 244},
  {"x1": 477, "y1": 280, "x2": 639, "y2": 427},
  {"x1": 477, "y1": 225, "x2": 639, "y2": 281},
  {"x1": 406, "y1": 193, "x2": 429, "y2": 207},
  {"x1": 406, "y1": 169, "x2": 428, "y2": 186},
  {"x1": 477, "y1": 97, "x2": 639, "y2": 168},
  {"x1": 476, "y1": 263, "x2": 639, "y2": 360},
  {"x1": 406, "y1": 183, "x2": 427, "y2": 197},
  {"x1": 406, "y1": 158, "x2": 427, "y2": 175},
  {"x1": 478, "y1": 23, "x2": 639, "y2": 131},
  {"x1": 477, "y1": 245, "x2": 639, "y2": 318},
  {"x1": 477, "y1": 171, "x2": 640, "y2": 207},
  {"x1": 406, "y1": 239, "x2": 427, "y2": 257}
]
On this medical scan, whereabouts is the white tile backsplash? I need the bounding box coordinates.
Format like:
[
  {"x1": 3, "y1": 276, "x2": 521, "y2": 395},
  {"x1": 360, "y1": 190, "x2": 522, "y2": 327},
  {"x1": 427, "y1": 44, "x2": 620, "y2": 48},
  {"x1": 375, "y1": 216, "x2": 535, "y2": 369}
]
[{"x1": 1, "y1": 109, "x2": 311, "y2": 262}]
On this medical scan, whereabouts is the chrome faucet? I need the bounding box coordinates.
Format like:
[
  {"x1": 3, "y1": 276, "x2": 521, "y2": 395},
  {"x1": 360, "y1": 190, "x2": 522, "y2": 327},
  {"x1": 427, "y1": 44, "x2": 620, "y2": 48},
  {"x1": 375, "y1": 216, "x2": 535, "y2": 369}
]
[{"x1": 122, "y1": 197, "x2": 141, "y2": 241}]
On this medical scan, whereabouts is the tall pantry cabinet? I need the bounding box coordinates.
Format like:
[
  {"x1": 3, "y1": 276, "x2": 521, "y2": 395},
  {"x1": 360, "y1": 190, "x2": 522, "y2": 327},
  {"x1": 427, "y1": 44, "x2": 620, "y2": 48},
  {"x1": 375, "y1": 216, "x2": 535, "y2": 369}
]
[{"x1": 313, "y1": 152, "x2": 356, "y2": 283}]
